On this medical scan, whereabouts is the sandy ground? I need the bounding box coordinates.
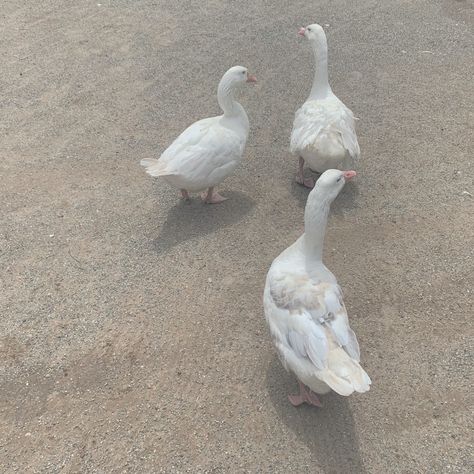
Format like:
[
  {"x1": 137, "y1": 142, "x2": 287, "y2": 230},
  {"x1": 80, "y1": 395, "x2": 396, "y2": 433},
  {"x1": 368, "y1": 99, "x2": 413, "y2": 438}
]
[{"x1": 1, "y1": 0, "x2": 473, "y2": 472}]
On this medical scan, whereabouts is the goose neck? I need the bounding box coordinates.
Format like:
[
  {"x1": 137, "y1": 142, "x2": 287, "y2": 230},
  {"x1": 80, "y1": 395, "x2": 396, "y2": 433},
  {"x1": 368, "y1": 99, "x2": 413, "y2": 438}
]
[
  {"x1": 303, "y1": 193, "x2": 331, "y2": 262},
  {"x1": 309, "y1": 39, "x2": 331, "y2": 99},
  {"x1": 217, "y1": 80, "x2": 241, "y2": 117}
]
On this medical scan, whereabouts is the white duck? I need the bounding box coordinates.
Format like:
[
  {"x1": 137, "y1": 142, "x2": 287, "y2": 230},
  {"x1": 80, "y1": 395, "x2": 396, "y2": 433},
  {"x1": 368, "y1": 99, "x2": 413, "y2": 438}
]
[
  {"x1": 291, "y1": 24, "x2": 360, "y2": 188},
  {"x1": 141, "y1": 66, "x2": 256, "y2": 203},
  {"x1": 264, "y1": 169, "x2": 371, "y2": 407}
]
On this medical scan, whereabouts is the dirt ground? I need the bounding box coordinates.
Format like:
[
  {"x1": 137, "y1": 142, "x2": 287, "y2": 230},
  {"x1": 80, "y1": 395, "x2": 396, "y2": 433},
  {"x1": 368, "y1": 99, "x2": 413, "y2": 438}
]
[{"x1": 1, "y1": 0, "x2": 473, "y2": 472}]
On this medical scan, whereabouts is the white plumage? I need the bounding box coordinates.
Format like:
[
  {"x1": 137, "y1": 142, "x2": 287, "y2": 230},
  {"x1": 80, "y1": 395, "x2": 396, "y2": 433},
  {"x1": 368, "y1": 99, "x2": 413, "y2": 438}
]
[
  {"x1": 291, "y1": 24, "x2": 360, "y2": 186},
  {"x1": 291, "y1": 96, "x2": 360, "y2": 172},
  {"x1": 264, "y1": 169, "x2": 371, "y2": 405},
  {"x1": 141, "y1": 66, "x2": 256, "y2": 203}
]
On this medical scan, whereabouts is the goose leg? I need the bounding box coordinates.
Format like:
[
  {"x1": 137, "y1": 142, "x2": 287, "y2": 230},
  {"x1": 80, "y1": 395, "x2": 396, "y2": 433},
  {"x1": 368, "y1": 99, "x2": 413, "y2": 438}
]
[
  {"x1": 296, "y1": 157, "x2": 315, "y2": 188},
  {"x1": 180, "y1": 189, "x2": 190, "y2": 200},
  {"x1": 288, "y1": 381, "x2": 322, "y2": 407},
  {"x1": 201, "y1": 187, "x2": 228, "y2": 204}
]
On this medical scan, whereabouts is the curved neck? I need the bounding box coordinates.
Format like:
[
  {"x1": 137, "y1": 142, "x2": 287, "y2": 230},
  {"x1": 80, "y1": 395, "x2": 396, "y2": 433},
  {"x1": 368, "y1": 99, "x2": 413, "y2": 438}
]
[
  {"x1": 309, "y1": 37, "x2": 331, "y2": 99},
  {"x1": 303, "y1": 190, "x2": 331, "y2": 262},
  {"x1": 217, "y1": 80, "x2": 241, "y2": 117}
]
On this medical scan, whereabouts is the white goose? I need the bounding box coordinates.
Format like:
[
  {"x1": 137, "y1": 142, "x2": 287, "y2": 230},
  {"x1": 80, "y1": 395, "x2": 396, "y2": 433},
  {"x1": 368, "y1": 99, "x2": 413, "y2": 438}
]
[
  {"x1": 264, "y1": 169, "x2": 371, "y2": 407},
  {"x1": 291, "y1": 24, "x2": 360, "y2": 188},
  {"x1": 141, "y1": 66, "x2": 256, "y2": 204}
]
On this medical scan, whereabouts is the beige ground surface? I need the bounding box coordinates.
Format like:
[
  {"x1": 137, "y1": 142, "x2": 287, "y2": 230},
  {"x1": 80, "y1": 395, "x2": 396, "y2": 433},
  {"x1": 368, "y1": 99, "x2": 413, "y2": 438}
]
[{"x1": 1, "y1": 0, "x2": 473, "y2": 472}]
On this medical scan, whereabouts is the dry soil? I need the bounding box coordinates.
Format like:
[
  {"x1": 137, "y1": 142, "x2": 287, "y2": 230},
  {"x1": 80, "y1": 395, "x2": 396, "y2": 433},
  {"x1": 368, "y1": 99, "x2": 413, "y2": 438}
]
[{"x1": 1, "y1": 0, "x2": 473, "y2": 473}]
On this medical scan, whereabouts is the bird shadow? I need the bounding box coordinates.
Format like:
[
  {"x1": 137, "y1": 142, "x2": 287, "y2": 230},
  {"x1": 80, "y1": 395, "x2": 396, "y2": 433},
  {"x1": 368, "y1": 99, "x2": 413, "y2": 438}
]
[
  {"x1": 266, "y1": 355, "x2": 366, "y2": 474},
  {"x1": 289, "y1": 175, "x2": 360, "y2": 216},
  {"x1": 332, "y1": 180, "x2": 360, "y2": 216},
  {"x1": 151, "y1": 191, "x2": 255, "y2": 254}
]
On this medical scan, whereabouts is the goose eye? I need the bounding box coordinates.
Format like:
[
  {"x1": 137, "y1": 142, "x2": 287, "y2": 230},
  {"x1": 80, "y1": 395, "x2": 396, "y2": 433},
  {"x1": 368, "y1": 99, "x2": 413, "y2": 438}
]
[
  {"x1": 242, "y1": 71, "x2": 246, "y2": 74},
  {"x1": 336, "y1": 177, "x2": 342, "y2": 183},
  {"x1": 307, "y1": 28, "x2": 311, "y2": 32}
]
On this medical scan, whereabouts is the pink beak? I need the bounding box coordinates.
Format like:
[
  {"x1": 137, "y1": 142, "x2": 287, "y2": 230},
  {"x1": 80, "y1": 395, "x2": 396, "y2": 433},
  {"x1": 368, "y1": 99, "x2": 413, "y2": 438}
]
[
  {"x1": 343, "y1": 170, "x2": 357, "y2": 180},
  {"x1": 298, "y1": 27, "x2": 306, "y2": 37},
  {"x1": 246, "y1": 74, "x2": 257, "y2": 83}
]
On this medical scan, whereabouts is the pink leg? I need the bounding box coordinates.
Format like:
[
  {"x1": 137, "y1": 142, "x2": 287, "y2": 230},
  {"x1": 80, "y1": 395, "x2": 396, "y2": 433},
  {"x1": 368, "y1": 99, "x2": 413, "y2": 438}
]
[
  {"x1": 288, "y1": 381, "x2": 322, "y2": 407},
  {"x1": 295, "y1": 157, "x2": 315, "y2": 188},
  {"x1": 180, "y1": 189, "x2": 190, "y2": 200},
  {"x1": 200, "y1": 187, "x2": 228, "y2": 204}
]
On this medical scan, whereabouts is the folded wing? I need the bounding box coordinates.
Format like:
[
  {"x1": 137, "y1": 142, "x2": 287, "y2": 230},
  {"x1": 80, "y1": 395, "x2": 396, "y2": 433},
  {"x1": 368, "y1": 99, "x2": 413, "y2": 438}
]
[{"x1": 267, "y1": 271, "x2": 370, "y2": 396}]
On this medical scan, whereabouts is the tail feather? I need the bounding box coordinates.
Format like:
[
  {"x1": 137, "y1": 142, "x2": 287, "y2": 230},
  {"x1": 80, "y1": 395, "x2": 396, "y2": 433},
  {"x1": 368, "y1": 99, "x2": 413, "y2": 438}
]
[
  {"x1": 320, "y1": 370, "x2": 354, "y2": 396},
  {"x1": 140, "y1": 158, "x2": 172, "y2": 177},
  {"x1": 140, "y1": 158, "x2": 158, "y2": 168},
  {"x1": 319, "y1": 347, "x2": 371, "y2": 396}
]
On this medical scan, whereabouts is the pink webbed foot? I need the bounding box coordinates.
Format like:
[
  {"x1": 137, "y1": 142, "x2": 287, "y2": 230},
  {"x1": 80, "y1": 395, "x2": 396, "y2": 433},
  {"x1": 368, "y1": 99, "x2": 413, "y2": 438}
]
[
  {"x1": 288, "y1": 381, "x2": 322, "y2": 408},
  {"x1": 296, "y1": 175, "x2": 315, "y2": 189},
  {"x1": 180, "y1": 189, "x2": 190, "y2": 201},
  {"x1": 296, "y1": 156, "x2": 315, "y2": 188},
  {"x1": 304, "y1": 390, "x2": 323, "y2": 407},
  {"x1": 201, "y1": 187, "x2": 228, "y2": 204},
  {"x1": 288, "y1": 394, "x2": 305, "y2": 407}
]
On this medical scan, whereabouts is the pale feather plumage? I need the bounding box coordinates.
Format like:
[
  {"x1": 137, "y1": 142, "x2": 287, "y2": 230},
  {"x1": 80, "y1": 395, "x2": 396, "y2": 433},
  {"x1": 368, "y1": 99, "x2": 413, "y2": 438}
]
[
  {"x1": 263, "y1": 170, "x2": 371, "y2": 397},
  {"x1": 291, "y1": 97, "x2": 360, "y2": 172},
  {"x1": 291, "y1": 24, "x2": 360, "y2": 173},
  {"x1": 141, "y1": 66, "x2": 251, "y2": 193}
]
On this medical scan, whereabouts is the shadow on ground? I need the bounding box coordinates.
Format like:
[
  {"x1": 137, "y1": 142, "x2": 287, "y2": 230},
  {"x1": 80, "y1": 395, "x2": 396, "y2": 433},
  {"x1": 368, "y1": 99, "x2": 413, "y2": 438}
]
[
  {"x1": 151, "y1": 191, "x2": 255, "y2": 254},
  {"x1": 266, "y1": 355, "x2": 366, "y2": 474}
]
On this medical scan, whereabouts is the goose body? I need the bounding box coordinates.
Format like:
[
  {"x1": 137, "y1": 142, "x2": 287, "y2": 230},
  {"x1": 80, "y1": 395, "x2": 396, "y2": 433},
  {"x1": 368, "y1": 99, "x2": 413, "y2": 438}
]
[
  {"x1": 291, "y1": 24, "x2": 360, "y2": 187},
  {"x1": 141, "y1": 66, "x2": 256, "y2": 203},
  {"x1": 263, "y1": 169, "x2": 371, "y2": 406},
  {"x1": 141, "y1": 114, "x2": 247, "y2": 193}
]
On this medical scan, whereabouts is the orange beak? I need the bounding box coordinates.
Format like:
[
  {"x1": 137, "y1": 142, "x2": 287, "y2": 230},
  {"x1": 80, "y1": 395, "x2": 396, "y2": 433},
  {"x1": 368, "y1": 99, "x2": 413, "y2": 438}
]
[
  {"x1": 298, "y1": 27, "x2": 306, "y2": 37},
  {"x1": 246, "y1": 74, "x2": 257, "y2": 83}
]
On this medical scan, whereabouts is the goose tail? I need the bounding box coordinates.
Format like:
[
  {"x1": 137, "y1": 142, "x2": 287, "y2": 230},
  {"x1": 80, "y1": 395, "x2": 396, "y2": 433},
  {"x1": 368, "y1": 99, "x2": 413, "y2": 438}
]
[
  {"x1": 319, "y1": 347, "x2": 371, "y2": 396},
  {"x1": 140, "y1": 158, "x2": 171, "y2": 177}
]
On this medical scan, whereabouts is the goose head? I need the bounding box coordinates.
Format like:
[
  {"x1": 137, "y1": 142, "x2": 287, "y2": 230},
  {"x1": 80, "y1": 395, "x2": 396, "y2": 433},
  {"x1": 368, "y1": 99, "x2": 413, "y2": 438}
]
[
  {"x1": 221, "y1": 66, "x2": 257, "y2": 88},
  {"x1": 298, "y1": 23, "x2": 326, "y2": 43},
  {"x1": 217, "y1": 66, "x2": 256, "y2": 117},
  {"x1": 311, "y1": 169, "x2": 356, "y2": 202}
]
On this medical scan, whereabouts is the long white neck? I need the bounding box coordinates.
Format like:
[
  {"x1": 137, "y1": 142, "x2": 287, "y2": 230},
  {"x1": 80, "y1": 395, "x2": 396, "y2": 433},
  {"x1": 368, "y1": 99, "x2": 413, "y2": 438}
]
[
  {"x1": 308, "y1": 36, "x2": 331, "y2": 99},
  {"x1": 303, "y1": 189, "x2": 332, "y2": 262},
  {"x1": 217, "y1": 79, "x2": 241, "y2": 117}
]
